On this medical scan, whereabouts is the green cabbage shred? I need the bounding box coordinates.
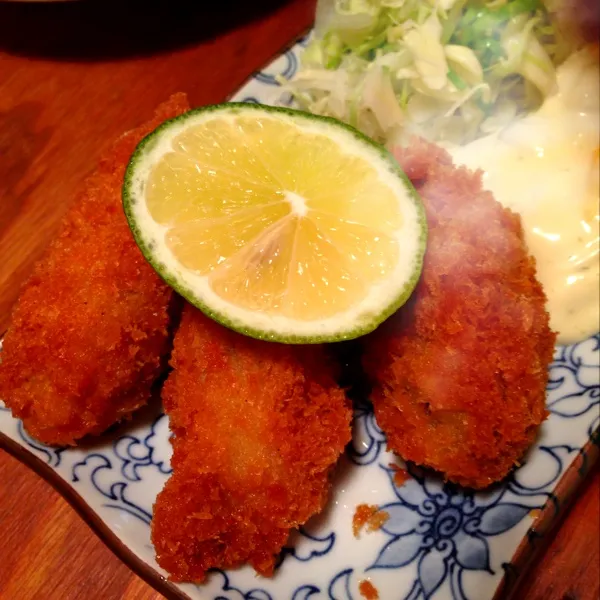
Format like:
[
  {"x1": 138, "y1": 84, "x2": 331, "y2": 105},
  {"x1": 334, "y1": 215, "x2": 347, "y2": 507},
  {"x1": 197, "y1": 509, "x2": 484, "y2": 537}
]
[{"x1": 280, "y1": 0, "x2": 563, "y2": 145}]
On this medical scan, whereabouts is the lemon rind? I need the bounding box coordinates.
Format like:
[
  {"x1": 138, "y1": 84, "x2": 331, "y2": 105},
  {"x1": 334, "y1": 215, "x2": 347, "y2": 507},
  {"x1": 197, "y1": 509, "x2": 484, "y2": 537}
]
[{"x1": 123, "y1": 102, "x2": 427, "y2": 343}]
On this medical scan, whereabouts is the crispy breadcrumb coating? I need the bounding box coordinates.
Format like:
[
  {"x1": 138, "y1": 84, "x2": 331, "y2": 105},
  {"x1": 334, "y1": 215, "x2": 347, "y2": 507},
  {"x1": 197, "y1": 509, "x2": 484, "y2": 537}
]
[
  {"x1": 0, "y1": 94, "x2": 190, "y2": 446},
  {"x1": 359, "y1": 579, "x2": 380, "y2": 600},
  {"x1": 363, "y1": 139, "x2": 556, "y2": 489},
  {"x1": 352, "y1": 504, "x2": 389, "y2": 537},
  {"x1": 151, "y1": 306, "x2": 352, "y2": 582}
]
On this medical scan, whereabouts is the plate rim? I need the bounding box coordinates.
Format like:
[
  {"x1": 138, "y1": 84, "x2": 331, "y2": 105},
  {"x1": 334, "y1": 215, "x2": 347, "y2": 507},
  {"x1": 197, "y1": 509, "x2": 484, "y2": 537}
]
[
  {"x1": 1, "y1": 427, "x2": 597, "y2": 599},
  {"x1": 493, "y1": 433, "x2": 599, "y2": 598},
  {"x1": 1, "y1": 23, "x2": 599, "y2": 600},
  {"x1": 0, "y1": 430, "x2": 190, "y2": 600}
]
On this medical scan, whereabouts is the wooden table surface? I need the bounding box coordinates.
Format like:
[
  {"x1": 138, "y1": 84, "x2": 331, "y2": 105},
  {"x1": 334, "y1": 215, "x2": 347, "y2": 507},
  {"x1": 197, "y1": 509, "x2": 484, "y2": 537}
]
[{"x1": 0, "y1": 1, "x2": 598, "y2": 599}]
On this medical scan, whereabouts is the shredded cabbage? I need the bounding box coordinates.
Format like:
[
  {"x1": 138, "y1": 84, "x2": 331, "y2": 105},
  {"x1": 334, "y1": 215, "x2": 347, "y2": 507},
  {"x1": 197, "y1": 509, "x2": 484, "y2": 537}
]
[{"x1": 280, "y1": 0, "x2": 563, "y2": 145}]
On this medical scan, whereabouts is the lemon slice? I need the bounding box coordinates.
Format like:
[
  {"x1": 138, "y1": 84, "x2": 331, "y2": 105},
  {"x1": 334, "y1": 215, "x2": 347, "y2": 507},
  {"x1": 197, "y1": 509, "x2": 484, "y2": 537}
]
[{"x1": 123, "y1": 103, "x2": 426, "y2": 343}]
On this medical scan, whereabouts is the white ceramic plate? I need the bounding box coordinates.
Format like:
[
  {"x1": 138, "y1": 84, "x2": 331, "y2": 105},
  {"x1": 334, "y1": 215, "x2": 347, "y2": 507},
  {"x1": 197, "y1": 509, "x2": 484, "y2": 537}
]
[{"x1": 1, "y1": 34, "x2": 599, "y2": 600}]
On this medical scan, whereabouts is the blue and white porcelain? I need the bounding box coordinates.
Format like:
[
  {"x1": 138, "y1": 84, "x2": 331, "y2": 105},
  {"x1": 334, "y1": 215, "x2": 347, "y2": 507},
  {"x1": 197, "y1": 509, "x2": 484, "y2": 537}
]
[{"x1": 1, "y1": 36, "x2": 599, "y2": 600}]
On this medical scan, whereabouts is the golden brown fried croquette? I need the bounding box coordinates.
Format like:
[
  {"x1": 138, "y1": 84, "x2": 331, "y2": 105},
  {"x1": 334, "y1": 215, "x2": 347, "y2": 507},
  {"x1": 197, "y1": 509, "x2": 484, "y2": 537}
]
[
  {"x1": 0, "y1": 94, "x2": 190, "y2": 446},
  {"x1": 544, "y1": 0, "x2": 600, "y2": 52},
  {"x1": 151, "y1": 306, "x2": 352, "y2": 582},
  {"x1": 363, "y1": 139, "x2": 556, "y2": 489}
]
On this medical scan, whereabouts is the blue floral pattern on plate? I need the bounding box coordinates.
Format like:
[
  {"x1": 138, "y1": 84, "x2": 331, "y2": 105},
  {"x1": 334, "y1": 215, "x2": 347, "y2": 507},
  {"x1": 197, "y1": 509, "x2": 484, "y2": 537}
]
[{"x1": 0, "y1": 36, "x2": 598, "y2": 600}]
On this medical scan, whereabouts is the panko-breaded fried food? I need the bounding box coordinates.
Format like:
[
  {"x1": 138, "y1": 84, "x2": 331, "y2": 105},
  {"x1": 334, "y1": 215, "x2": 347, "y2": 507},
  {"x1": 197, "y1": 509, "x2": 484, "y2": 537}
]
[
  {"x1": 152, "y1": 306, "x2": 352, "y2": 582},
  {"x1": 0, "y1": 94, "x2": 190, "y2": 446},
  {"x1": 544, "y1": 0, "x2": 600, "y2": 52},
  {"x1": 363, "y1": 139, "x2": 556, "y2": 489}
]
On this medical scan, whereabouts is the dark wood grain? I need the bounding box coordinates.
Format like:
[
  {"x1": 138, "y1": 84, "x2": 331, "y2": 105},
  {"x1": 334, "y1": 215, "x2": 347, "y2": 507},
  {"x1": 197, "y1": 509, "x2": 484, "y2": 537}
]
[
  {"x1": 0, "y1": 447, "x2": 597, "y2": 600},
  {"x1": 0, "y1": 449, "x2": 159, "y2": 600},
  {"x1": 0, "y1": 0, "x2": 313, "y2": 334},
  {"x1": 514, "y1": 464, "x2": 600, "y2": 600},
  {"x1": 0, "y1": 2, "x2": 597, "y2": 599}
]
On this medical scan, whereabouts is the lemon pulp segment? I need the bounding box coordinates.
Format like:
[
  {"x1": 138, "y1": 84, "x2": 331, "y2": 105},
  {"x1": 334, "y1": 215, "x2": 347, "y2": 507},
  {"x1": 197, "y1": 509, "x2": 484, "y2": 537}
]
[{"x1": 146, "y1": 115, "x2": 403, "y2": 320}]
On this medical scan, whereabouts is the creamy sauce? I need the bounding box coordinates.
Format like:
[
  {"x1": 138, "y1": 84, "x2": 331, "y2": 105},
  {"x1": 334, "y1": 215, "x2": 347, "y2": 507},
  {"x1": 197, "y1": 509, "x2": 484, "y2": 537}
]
[{"x1": 448, "y1": 46, "x2": 600, "y2": 344}]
